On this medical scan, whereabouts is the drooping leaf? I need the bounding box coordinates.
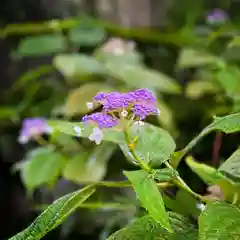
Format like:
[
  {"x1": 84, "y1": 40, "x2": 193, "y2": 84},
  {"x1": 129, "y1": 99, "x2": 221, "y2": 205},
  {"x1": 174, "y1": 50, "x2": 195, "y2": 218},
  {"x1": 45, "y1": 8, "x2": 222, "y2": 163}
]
[
  {"x1": 105, "y1": 64, "x2": 181, "y2": 94},
  {"x1": 199, "y1": 202, "x2": 240, "y2": 240},
  {"x1": 124, "y1": 170, "x2": 172, "y2": 232},
  {"x1": 17, "y1": 147, "x2": 67, "y2": 191},
  {"x1": 107, "y1": 214, "x2": 197, "y2": 240},
  {"x1": 64, "y1": 83, "x2": 114, "y2": 116},
  {"x1": 173, "y1": 112, "x2": 240, "y2": 168},
  {"x1": 53, "y1": 54, "x2": 105, "y2": 82},
  {"x1": 120, "y1": 123, "x2": 176, "y2": 166},
  {"x1": 219, "y1": 148, "x2": 240, "y2": 181},
  {"x1": 9, "y1": 185, "x2": 96, "y2": 240},
  {"x1": 177, "y1": 48, "x2": 218, "y2": 69},
  {"x1": 16, "y1": 35, "x2": 67, "y2": 57},
  {"x1": 63, "y1": 143, "x2": 116, "y2": 183}
]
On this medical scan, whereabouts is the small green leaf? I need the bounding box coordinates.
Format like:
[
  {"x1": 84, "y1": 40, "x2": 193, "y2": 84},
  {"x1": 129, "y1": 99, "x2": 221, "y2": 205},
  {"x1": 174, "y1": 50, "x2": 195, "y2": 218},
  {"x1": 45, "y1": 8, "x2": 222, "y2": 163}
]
[
  {"x1": 185, "y1": 80, "x2": 218, "y2": 99},
  {"x1": 16, "y1": 35, "x2": 67, "y2": 57},
  {"x1": 53, "y1": 54, "x2": 105, "y2": 82},
  {"x1": 152, "y1": 168, "x2": 178, "y2": 182},
  {"x1": 199, "y1": 202, "x2": 240, "y2": 240},
  {"x1": 64, "y1": 83, "x2": 113, "y2": 116},
  {"x1": 18, "y1": 147, "x2": 67, "y2": 191},
  {"x1": 219, "y1": 148, "x2": 240, "y2": 181},
  {"x1": 124, "y1": 170, "x2": 172, "y2": 232},
  {"x1": 0, "y1": 107, "x2": 18, "y2": 119},
  {"x1": 69, "y1": 26, "x2": 106, "y2": 47},
  {"x1": 120, "y1": 123, "x2": 176, "y2": 166},
  {"x1": 106, "y1": 64, "x2": 181, "y2": 94},
  {"x1": 177, "y1": 48, "x2": 218, "y2": 69},
  {"x1": 63, "y1": 143, "x2": 116, "y2": 183},
  {"x1": 228, "y1": 36, "x2": 240, "y2": 47},
  {"x1": 9, "y1": 185, "x2": 96, "y2": 240}
]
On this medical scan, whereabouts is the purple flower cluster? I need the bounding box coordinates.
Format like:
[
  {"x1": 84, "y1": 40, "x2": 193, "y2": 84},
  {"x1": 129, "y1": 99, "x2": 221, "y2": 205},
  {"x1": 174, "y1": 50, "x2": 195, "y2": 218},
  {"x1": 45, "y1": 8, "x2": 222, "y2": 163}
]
[
  {"x1": 18, "y1": 118, "x2": 51, "y2": 144},
  {"x1": 82, "y1": 88, "x2": 159, "y2": 129},
  {"x1": 206, "y1": 9, "x2": 228, "y2": 24}
]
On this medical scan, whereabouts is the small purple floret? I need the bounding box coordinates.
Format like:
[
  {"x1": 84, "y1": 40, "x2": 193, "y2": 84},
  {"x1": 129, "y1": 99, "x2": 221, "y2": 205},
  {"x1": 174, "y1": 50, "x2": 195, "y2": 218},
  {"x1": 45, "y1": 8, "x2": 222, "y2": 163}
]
[
  {"x1": 82, "y1": 112, "x2": 119, "y2": 129},
  {"x1": 18, "y1": 118, "x2": 49, "y2": 144},
  {"x1": 133, "y1": 104, "x2": 159, "y2": 120}
]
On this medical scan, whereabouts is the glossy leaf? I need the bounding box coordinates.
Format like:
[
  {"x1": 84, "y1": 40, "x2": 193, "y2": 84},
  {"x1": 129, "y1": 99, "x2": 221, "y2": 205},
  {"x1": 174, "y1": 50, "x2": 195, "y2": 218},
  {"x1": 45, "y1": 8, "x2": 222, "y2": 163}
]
[
  {"x1": 64, "y1": 83, "x2": 113, "y2": 116},
  {"x1": 53, "y1": 54, "x2": 105, "y2": 82},
  {"x1": 219, "y1": 148, "x2": 240, "y2": 180},
  {"x1": 9, "y1": 185, "x2": 96, "y2": 240},
  {"x1": 17, "y1": 147, "x2": 67, "y2": 191},
  {"x1": 120, "y1": 123, "x2": 176, "y2": 166},
  {"x1": 63, "y1": 143, "x2": 116, "y2": 183},
  {"x1": 199, "y1": 202, "x2": 240, "y2": 240},
  {"x1": 177, "y1": 48, "x2": 218, "y2": 69},
  {"x1": 124, "y1": 170, "x2": 172, "y2": 232},
  {"x1": 16, "y1": 35, "x2": 67, "y2": 57},
  {"x1": 105, "y1": 64, "x2": 181, "y2": 94}
]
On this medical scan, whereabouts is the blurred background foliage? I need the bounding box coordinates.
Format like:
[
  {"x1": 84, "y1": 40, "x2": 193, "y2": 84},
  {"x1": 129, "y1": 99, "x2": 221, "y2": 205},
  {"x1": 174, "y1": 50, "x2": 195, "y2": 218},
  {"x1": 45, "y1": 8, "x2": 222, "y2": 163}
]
[{"x1": 0, "y1": 0, "x2": 240, "y2": 239}]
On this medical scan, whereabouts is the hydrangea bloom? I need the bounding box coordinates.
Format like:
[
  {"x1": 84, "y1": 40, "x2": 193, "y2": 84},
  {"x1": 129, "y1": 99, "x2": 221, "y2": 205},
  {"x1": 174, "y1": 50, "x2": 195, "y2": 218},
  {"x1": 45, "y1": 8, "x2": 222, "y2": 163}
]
[
  {"x1": 18, "y1": 118, "x2": 51, "y2": 144},
  {"x1": 82, "y1": 112, "x2": 119, "y2": 129}
]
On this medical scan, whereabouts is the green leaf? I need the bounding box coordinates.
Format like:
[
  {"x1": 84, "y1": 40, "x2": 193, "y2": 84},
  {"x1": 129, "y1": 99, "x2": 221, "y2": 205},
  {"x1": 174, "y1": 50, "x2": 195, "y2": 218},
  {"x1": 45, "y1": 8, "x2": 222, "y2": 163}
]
[
  {"x1": 185, "y1": 156, "x2": 226, "y2": 185},
  {"x1": 199, "y1": 202, "x2": 240, "y2": 240},
  {"x1": 16, "y1": 35, "x2": 67, "y2": 57},
  {"x1": 174, "y1": 112, "x2": 240, "y2": 168},
  {"x1": 152, "y1": 168, "x2": 178, "y2": 182},
  {"x1": 0, "y1": 107, "x2": 18, "y2": 119},
  {"x1": 107, "y1": 214, "x2": 197, "y2": 240},
  {"x1": 9, "y1": 185, "x2": 96, "y2": 240},
  {"x1": 185, "y1": 80, "x2": 218, "y2": 99},
  {"x1": 63, "y1": 143, "x2": 116, "y2": 183},
  {"x1": 228, "y1": 36, "x2": 240, "y2": 47},
  {"x1": 124, "y1": 170, "x2": 172, "y2": 232},
  {"x1": 120, "y1": 123, "x2": 176, "y2": 166},
  {"x1": 53, "y1": 54, "x2": 105, "y2": 82},
  {"x1": 106, "y1": 64, "x2": 181, "y2": 94},
  {"x1": 177, "y1": 48, "x2": 218, "y2": 69},
  {"x1": 17, "y1": 147, "x2": 67, "y2": 191},
  {"x1": 219, "y1": 148, "x2": 240, "y2": 181},
  {"x1": 68, "y1": 26, "x2": 106, "y2": 47},
  {"x1": 64, "y1": 83, "x2": 114, "y2": 117}
]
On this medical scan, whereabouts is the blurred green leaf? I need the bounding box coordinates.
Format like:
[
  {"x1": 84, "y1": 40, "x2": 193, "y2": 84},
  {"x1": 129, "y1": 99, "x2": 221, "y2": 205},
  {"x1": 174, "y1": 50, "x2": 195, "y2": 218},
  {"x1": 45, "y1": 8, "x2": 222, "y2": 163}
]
[
  {"x1": 228, "y1": 36, "x2": 240, "y2": 47},
  {"x1": 53, "y1": 54, "x2": 105, "y2": 83},
  {"x1": 16, "y1": 34, "x2": 67, "y2": 57},
  {"x1": 124, "y1": 170, "x2": 172, "y2": 232},
  {"x1": 9, "y1": 185, "x2": 96, "y2": 240},
  {"x1": 199, "y1": 202, "x2": 240, "y2": 240},
  {"x1": 120, "y1": 123, "x2": 176, "y2": 166},
  {"x1": 105, "y1": 64, "x2": 181, "y2": 94},
  {"x1": 18, "y1": 147, "x2": 67, "y2": 191},
  {"x1": 219, "y1": 148, "x2": 240, "y2": 181},
  {"x1": 177, "y1": 48, "x2": 218, "y2": 69},
  {"x1": 0, "y1": 107, "x2": 18, "y2": 119},
  {"x1": 64, "y1": 83, "x2": 113, "y2": 117},
  {"x1": 185, "y1": 80, "x2": 219, "y2": 99},
  {"x1": 63, "y1": 143, "x2": 116, "y2": 183},
  {"x1": 107, "y1": 213, "x2": 197, "y2": 240},
  {"x1": 152, "y1": 168, "x2": 178, "y2": 182},
  {"x1": 69, "y1": 26, "x2": 106, "y2": 47}
]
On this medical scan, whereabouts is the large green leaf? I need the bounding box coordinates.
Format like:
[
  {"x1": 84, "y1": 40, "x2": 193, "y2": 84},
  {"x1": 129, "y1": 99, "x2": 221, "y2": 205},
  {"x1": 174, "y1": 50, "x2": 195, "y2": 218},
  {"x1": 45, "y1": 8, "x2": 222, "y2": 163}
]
[
  {"x1": 63, "y1": 143, "x2": 116, "y2": 183},
  {"x1": 219, "y1": 148, "x2": 240, "y2": 181},
  {"x1": 124, "y1": 170, "x2": 172, "y2": 232},
  {"x1": 105, "y1": 64, "x2": 181, "y2": 94},
  {"x1": 177, "y1": 48, "x2": 218, "y2": 69},
  {"x1": 16, "y1": 147, "x2": 67, "y2": 191},
  {"x1": 120, "y1": 123, "x2": 176, "y2": 166},
  {"x1": 9, "y1": 185, "x2": 96, "y2": 240},
  {"x1": 64, "y1": 83, "x2": 114, "y2": 117},
  {"x1": 199, "y1": 202, "x2": 240, "y2": 240},
  {"x1": 16, "y1": 35, "x2": 67, "y2": 57},
  {"x1": 107, "y1": 214, "x2": 197, "y2": 240},
  {"x1": 53, "y1": 54, "x2": 106, "y2": 82}
]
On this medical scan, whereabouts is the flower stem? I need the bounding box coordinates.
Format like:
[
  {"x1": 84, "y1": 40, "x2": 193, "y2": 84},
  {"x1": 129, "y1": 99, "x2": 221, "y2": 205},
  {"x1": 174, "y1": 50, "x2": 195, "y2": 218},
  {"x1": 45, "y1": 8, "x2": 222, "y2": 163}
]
[{"x1": 165, "y1": 161, "x2": 207, "y2": 203}]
